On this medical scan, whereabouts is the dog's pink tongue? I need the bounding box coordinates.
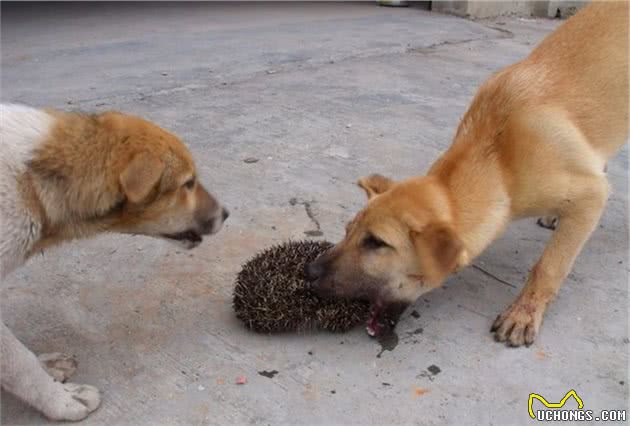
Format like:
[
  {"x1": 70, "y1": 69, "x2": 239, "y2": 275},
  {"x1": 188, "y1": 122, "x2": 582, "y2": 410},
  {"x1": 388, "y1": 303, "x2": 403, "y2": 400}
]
[
  {"x1": 366, "y1": 320, "x2": 383, "y2": 337},
  {"x1": 366, "y1": 304, "x2": 384, "y2": 337}
]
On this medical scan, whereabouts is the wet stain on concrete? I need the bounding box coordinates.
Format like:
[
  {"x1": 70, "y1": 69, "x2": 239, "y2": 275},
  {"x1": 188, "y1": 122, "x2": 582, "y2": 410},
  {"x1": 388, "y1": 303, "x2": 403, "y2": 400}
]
[
  {"x1": 376, "y1": 330, "x2": 399, "y2": 358},
  {"x1": 427, "y1": 365, "x2": 441, "y2": 375}
]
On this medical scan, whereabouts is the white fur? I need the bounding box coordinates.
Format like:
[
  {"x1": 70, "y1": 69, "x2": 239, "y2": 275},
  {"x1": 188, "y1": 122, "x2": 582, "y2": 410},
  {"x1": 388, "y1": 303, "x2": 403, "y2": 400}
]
[
  {"x1": 0, "y1": 104, "x2": 53, "y2": 276},
  {"x1": 0, "y1": 104, "x2": 101, "y2": 421}
]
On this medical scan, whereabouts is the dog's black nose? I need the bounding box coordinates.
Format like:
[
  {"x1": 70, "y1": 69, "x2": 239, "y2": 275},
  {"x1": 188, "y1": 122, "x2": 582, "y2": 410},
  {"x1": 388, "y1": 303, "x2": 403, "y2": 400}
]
[
  {"x1": 200, "y1": 217, "x2": 216, "y2": 234},
  {"x1": 222, "y1": 208, "x2": 230, "y2": 221},
  {"x1": 304, "y1": 261, "x2": 324, "y2": 282}
]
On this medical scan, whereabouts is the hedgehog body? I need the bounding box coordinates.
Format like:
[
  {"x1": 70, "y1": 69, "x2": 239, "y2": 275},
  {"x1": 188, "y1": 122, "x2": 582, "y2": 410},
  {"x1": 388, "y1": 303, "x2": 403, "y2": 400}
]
[{"x1": 233, "y1": 240, "x2": 369, "y2": 333}]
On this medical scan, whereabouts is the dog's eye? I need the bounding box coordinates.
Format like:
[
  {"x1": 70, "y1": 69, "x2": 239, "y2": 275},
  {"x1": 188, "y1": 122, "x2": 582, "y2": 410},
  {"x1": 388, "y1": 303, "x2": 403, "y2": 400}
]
[
  {"x1": 363, "y1": 234, "x2": 389, "y2": 250},
  {"x1": 183, "y1": 177, "x2": 195, "y2": 190}
]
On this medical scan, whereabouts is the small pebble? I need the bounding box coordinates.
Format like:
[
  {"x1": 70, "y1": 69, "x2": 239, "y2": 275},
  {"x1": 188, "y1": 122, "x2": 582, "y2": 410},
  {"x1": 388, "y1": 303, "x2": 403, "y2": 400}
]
[
  {"x1": 243, "y1": 157, "x2": 259, "y2": 164},
  {"x1": 346, "y1": 123, "x2": 352, "y2": 128},
  {"x1": 236, "y1": 376, "x2": 247, "y2": 385},
  {"x1": 161, "y1": 72, "x2": 168, "y2": 76},
  {"x1": 197, "y1": 385, "x2": 205, "y2": 391}
]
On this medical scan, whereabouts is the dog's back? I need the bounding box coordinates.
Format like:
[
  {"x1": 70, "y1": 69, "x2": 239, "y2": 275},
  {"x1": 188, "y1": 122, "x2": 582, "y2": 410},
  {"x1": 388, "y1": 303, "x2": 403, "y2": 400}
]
[
  {"x1": 526, "y1": 1, "x2": 628, "y2": 157},
  {"x1": 436, "y1": 2, "x2": 627, "y2": 217},
  {"x1": 455, "y1": 2, "x2": 627, "y2": 157}
]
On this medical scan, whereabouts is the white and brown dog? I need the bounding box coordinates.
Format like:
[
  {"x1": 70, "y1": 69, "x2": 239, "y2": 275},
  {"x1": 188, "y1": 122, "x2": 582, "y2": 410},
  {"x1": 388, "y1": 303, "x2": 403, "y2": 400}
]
[
  {"x1": 306, "y1": 2, "x2": 628, "y2": 345},
  {"x1": 0, "y1": 104, "x2": 228, "y2": 420}
]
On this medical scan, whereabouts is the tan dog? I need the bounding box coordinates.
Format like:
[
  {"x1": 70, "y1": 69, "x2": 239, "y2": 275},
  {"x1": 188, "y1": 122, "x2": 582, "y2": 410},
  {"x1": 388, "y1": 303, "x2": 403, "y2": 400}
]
[
  {"x1": 1, "y1": 104, "x2": 228, "y2": 420},
  {"x1": 306, "y1": 2, "x2": 628, "y2": 346}
]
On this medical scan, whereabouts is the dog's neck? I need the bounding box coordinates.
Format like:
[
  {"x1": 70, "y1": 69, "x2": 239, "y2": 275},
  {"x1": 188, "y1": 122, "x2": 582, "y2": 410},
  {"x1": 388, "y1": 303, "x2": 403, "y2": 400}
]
[
  {"x1": 429, "y1": 155, "x2": 511, "y2": 264},
  {"x1": 23, "y1": 112, "x2": 125, "y2": 255},
  {"x1": 427, "y1": 75, "x2": 515, "y2": 264}
]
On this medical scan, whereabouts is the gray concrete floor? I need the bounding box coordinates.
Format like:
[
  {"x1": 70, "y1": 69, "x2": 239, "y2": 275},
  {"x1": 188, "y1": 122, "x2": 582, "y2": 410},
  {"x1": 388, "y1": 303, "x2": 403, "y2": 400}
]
[{"x1": 1, "y1": 3, "x2": 628, "y2": 425}]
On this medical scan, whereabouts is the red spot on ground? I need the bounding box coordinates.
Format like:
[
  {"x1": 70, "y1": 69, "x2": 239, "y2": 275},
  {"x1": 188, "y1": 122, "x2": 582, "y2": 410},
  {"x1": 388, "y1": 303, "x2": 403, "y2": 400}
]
[{"x1": 414, "y1": 387, "x2": 430, "y2": 397}]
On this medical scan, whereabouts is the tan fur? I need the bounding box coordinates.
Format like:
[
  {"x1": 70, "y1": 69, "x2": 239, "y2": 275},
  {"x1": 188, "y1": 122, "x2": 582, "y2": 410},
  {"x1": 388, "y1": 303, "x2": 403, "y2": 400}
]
[
  {"x1": 306, "y1": 2, "x2": 628, "y2": 346},
  {"x1": 24, "y1": 110, "x2": 225, "y2": 255}
]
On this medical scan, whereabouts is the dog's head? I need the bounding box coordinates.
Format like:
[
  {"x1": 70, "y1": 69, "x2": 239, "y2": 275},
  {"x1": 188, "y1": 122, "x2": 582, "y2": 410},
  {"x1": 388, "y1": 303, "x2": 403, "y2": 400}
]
[
  {"x1": 305, "y1": 174, "x2": 466, "y2": 336},
  {"x1": 29, "y1": 111, "x2": 228, "y2": 249},
  {"x1": 107, "y1": 113, "x2": 228, "y2": 248}
]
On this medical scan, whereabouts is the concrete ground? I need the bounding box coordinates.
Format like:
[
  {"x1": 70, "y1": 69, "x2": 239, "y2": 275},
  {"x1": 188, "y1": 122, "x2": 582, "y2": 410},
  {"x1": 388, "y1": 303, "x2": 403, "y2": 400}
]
[{"x1": 1, "y1": 3, "x2": 628, "y2": 425}]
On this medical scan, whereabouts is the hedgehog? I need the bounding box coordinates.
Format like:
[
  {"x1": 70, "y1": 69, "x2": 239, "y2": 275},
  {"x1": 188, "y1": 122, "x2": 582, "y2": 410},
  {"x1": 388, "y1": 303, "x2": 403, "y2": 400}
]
[{"x1": 233, "y1": 240, "x2": 370, "y2": 333}]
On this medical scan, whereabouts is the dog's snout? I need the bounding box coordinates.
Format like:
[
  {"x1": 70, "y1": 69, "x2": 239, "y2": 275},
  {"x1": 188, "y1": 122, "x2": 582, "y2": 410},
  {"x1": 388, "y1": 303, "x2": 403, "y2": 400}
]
[
  {"x1": 305, "y1": 261, "x2": 324, "y2": 282},
  {"x1": 198, "y1": 205, "x2": 228, "y2": 235}
]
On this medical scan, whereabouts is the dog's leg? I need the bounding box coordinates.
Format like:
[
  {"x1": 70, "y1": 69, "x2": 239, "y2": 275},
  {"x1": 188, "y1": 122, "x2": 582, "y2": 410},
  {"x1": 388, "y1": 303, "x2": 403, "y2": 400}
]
[
  {"x1": 1, "y1": 322, "x2": 101, "y2": 421},
  {"x1": 537, "y1": 164, "x2": 608, "y2": 231},
  {"x1": 492, "y1": 176, "x2": 608, "y2": 347}
]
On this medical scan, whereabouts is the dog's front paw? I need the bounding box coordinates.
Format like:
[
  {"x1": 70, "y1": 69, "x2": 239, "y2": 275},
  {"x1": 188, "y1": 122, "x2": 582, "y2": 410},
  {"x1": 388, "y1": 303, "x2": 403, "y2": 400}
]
[
  {"x1": 491, "y1": 300, "x2": 544, "y2": 347},
  {"x1": 38, "y1": 353, "x2": 77, "y2": 382},
  {"x1": 42, "y1": 382, "x2": 101, "y2": 421}
]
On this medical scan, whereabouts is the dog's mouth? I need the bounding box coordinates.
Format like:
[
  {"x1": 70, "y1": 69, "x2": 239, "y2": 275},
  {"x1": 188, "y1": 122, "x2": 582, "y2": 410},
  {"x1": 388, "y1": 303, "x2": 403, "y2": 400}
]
[
  {"x1": 366, "y1": 300, "x2": 409, "y2": 337},
  {"x1": 161, "y1": 230, "x2": 203, "y2": 247}
]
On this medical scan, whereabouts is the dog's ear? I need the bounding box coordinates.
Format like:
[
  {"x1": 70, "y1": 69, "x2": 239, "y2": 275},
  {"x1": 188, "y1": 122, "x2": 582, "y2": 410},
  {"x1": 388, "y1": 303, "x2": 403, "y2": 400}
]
[
  {"x1": 410, "y1": 222, "x2": 463, "y2": 286},
  {"x1": 357, "y1": 174, "x2": 394, "y2": 200},
  {"x1": 119, "y1": 152, "x2": 164, "y2": 203}
]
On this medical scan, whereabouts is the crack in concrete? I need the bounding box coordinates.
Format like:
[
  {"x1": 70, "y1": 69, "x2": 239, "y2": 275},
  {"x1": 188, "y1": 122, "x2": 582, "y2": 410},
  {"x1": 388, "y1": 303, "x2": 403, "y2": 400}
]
[
  {"x1": 407, "y1": 38, "x2": 479, "y2": 54},
  {"x1": 290, "y1": 197, "x2": 323, "y2": 237},
  {"x1": 407, "y1": 23, "x2": 514, "y2": 55},
  {"x1": 483, "y1": 24, "x2": 515, "y2": 38},
  {"x1": 408, "y1": 26, "x2": 513, "y2": 55},
  {"x1": 471, "y1": 264, "x2": 517, "y2": 288},
  {"x1": 67, "y1": 23, "x2": 516, "y2": 108}
]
